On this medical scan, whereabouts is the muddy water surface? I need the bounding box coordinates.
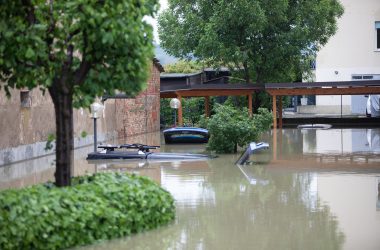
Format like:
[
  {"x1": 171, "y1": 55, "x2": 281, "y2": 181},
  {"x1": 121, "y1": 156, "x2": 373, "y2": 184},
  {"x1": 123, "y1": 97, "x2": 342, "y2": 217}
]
[{"x1": 1, "y1": 129, "x2": 380, "y2": 250}]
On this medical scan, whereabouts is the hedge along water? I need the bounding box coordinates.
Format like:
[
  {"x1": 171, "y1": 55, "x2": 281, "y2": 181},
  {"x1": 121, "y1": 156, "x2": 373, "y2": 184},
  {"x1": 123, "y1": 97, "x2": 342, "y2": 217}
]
[{"x1": 0, "y1": 173, "x2": 176, "y2": 250}]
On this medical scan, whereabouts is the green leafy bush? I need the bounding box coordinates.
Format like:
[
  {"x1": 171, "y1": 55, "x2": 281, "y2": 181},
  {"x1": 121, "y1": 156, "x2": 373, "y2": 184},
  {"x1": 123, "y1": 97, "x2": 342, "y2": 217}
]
[
  {"x1": 164, "y1": 60, "x2": 203, "y2": 73},
  {"x1": 160, "y1": 97, "x2": 206, "y2": 127},
  {"x1": 206, "y1": 104, "x2": 272, "y2": 153},
  {"x1": 0, "y1": 173, "x2": 175, "y2": 250}
]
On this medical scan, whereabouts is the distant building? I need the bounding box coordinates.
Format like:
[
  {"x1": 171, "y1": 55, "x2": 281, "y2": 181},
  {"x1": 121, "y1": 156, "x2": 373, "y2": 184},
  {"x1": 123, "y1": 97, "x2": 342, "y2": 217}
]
[
  {"x1": 160, "y1": 67, "x2": 231, "y2": 92},
  {"x1": 115, "y1": 59, "x2": 163, "y2": 137},
  {"x1": 312, "y1": 0, "x2": 380, "y2": 115},
  {"x1": 160, "y1": 72, "x2": 203, "y2": 91}
]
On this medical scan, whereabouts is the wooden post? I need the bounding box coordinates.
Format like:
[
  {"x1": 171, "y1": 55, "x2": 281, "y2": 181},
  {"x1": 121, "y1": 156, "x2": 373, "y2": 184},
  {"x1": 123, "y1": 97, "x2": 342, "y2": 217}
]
[
  {"x1": 272, "y1": 95, "x2": 277, "y2": 128},
  {"x1": 248, "y1": 94, "x2": 253, "y2": 117},
  {"x1": 205, "y1": 96, "x2": 210, "y2": 117},
  {"x1": 278, "y1": 96, "x2": 283, "y2": 128},
  {"x1": 178, "y1": 95, "x2": 183, "y2": 126}
]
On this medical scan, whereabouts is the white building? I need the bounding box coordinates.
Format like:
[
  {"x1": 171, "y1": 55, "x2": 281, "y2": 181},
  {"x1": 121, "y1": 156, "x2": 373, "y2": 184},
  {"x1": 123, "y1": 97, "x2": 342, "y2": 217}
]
[{"x1": 314, "y1": 0, "x2": 380, "y2": 115}]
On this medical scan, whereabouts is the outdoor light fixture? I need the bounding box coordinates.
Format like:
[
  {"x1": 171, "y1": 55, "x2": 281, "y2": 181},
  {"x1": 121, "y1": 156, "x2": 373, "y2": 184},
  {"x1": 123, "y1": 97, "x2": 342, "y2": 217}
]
[
  {"x1": 90, "y1": 102, "x2": 104, "y2": 119},
  {"x1": 90, "y1": 102, "x2": 104, "y2": 152},
  {"x1": 170, "y1": 98, "x2": 181, "y2": 127},
  {"x1": 170, "y1": 98, "x2": 180, "y2": 109}
]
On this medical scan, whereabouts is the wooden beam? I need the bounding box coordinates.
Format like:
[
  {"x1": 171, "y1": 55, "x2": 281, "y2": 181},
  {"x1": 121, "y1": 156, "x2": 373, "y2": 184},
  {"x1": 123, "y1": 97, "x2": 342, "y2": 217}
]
[
  {"x1": 160, "y1": 92, "x2": 177, "y2": 98},
  {"x1": 248, "y1": 94, "x2": 252, "y2": 117},
  {"x1": 272, "y1": 95, "x2": 277, "y2": 129},
  {"x1": 278, "y1": 96, "x2": 283, "y2": 128},
  {"x1": 177, "y1": 95, "x2": 183, "y2": 126},
  {"x1": 266, "y1": 86, "x2": 380, "y2": 96},
  {"x1": 176, "y1": 89, "x2": 255, "y2": 97},
  {"x1": 205, "y1": 96, "x2": 210, "y2": 117}
]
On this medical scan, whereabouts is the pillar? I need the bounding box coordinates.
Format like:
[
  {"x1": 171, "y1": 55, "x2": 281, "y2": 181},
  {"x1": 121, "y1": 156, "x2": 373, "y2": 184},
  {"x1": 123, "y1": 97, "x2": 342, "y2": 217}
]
[
  {"x1": 205, "y1": 96, "x2": 210, "y2": 117},
  {"x1": 178, "y1": 95, "x2": 183, "y2": 126},
  {"x1": 248, "y1": 94, "x2": 252, "y2": 117},
  {"x1": 272, "y1": 95, "x2": 277, "y2": 128},
  {"x1": 278, "y1": 96, "x2": 283, "y2": 128}
]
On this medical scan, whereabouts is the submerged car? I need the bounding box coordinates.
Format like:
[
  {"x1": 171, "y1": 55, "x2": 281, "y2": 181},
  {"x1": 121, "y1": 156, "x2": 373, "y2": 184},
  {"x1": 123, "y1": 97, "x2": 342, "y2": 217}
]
[
  {"x1": 366, "y1": 95, "x2": 380, "y2": 117},
  {"x1": 87, "y1": 143, "x2": 211, "y2": 161},
  {"x1": 163, "y1": 127, "x2": 209, "y2": 144},
  {"x1": 366, "y1": 95, "x2": 372, "y2": 117}
]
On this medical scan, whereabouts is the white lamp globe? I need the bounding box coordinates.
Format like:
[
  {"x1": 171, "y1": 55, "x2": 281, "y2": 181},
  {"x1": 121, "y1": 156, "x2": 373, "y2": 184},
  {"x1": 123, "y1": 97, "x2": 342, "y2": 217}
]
[
  {"x1": 170, "y1": 98, "x2": 181, "y2": 109},
  {"x1": 90, "y1": 102, "x2": 104, "y2": 118}
]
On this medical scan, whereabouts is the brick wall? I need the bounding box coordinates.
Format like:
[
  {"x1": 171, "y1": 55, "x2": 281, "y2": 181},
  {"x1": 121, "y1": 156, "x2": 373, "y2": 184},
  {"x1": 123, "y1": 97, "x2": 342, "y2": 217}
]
[{"x1": 116, "y1": 61, "x2": 161, "y2": 138}]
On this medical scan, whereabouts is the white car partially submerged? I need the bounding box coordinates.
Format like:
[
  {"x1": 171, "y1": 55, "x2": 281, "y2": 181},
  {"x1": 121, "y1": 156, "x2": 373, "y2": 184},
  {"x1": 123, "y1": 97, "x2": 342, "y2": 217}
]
[{"x1": 366, "y1": 95, "x2": 380, "y2": 117}]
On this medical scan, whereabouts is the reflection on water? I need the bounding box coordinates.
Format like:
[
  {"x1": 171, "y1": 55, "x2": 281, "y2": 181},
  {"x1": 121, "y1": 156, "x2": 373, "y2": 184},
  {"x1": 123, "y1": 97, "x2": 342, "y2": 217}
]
[
  {"x1": 269, "y1": 128, "x2": 380, "y2": 168},
  {"x1": 301, "y1": 128, "x2": 380, "y2": 154},
  {"x1": 1, "y1": 129, "x2": 380, "y2": 250}
]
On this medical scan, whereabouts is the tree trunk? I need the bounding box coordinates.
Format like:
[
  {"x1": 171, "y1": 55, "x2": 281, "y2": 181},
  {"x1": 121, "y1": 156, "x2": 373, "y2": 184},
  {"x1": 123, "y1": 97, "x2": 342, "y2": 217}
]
[
  {"x1": 253, "y1": 92, "x2": 261, "y2": 113},
  {"x1": 243, "y1": 61, "x2": 250, "y2": 83},
  {"x1": 253, "y1": 74, "x2": 263, "y2": 112},
  {"x1": 49, "y1": 85, "x2": 74, "y2": 187}
]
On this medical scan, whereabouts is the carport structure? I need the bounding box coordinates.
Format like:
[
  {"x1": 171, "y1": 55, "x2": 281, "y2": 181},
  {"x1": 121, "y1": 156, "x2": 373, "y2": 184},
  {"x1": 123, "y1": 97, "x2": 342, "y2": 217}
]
[
  {"x1": 160, "y1": 80, "x2": 380, "y2": 127},
  {"x1": 266, "y1": 80, "x2": 380, "y2": 128},
  {"x1": 160, "y1": 83, "x2": 264, "y2": 125}
]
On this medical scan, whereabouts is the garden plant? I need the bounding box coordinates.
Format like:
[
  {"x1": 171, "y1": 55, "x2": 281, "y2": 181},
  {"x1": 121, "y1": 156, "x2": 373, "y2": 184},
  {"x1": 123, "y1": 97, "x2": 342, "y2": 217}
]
[
  {"x1": 204, "y1": 104, "x2": 272, "y2": 153},
  {"x1": 0, "y1": 173, "x2": 175, "y2": 250}
]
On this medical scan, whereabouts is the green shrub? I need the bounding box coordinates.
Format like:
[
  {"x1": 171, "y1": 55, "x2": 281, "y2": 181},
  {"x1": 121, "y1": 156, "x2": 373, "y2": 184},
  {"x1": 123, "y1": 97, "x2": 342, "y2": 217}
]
[
  {"x1": 206, "y1": 104, "x2": 272, "y2": 153},
  {"x1": 164, "y1": 60, "x2": 203, "y2": 73},
  {"x1": 160, "y1": 97, "x2": 206, "y2": 127},
  {"x1": 0, "y1": 173, "x2": 175, "y2": 250}
]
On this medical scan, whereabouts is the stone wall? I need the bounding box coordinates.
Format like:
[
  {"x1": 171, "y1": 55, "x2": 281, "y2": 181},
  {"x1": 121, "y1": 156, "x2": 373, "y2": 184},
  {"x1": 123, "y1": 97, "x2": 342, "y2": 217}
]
[
  {"x1": 0, "y1": 87, "x2": 118, "y2": 165},
  {"x1": 0, "y1": 88, "x2": 55, "y2": 149},
  {"x1": 0, "y1": 60, "x2": 162, "y2": 165}
]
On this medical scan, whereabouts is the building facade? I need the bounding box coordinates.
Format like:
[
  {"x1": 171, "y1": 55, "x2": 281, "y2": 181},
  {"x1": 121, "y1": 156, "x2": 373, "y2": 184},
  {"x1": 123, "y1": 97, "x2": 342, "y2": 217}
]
[
  {"x1": 0, "y1": 60, "x2": 163, "y2": 166},
  {"x1": 315, "y1": 0, "x2": 380, "y2": 114},
  {"x1": 115, "y1": 59, "x2": 163, "y2": 137}
]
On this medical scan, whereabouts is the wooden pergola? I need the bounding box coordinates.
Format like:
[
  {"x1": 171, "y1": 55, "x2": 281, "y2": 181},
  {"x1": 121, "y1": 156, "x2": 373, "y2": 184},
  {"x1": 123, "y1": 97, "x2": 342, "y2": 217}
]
[
  {"x1": 160, "y1": 83, "x2": 264, "y2": 125},
  {"x1": 161, "y1": 80, "x2": 380, "y2": 128},
  {"x1": 266, "y1": 80, "x2": 380, "y2": 128}
]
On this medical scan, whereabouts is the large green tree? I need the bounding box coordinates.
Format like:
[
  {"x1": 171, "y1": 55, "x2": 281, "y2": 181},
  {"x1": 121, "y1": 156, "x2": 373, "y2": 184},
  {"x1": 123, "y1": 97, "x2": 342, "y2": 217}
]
[
  {"x1": 0, "y1": 0, "x2": 158, "y2": 186},
  {"x1": 158, "y1": 0, "x2": 343, "y2": 108}
]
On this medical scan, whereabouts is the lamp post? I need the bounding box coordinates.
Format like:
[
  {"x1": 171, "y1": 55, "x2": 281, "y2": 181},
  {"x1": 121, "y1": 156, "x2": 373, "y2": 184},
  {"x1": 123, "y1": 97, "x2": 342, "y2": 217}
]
[
  {"x1": 170, "y1": 98, "x2": 181, "y2": 127},
  {"x1": 90, "y1": 102, "x2": 104, "y2": 152}
]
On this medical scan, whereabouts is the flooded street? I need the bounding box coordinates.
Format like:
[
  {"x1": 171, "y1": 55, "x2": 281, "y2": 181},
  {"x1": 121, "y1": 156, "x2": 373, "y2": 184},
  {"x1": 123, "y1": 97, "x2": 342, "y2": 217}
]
[{"x1": 1, "y1": 129, "x2": 380, "y2": 250}]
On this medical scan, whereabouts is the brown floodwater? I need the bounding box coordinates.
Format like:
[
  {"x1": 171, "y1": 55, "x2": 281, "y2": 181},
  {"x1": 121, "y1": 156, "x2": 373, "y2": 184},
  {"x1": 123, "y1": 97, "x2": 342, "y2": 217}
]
[{"x1": 1, "y1": 128, "x2": 380, "y2": 250}]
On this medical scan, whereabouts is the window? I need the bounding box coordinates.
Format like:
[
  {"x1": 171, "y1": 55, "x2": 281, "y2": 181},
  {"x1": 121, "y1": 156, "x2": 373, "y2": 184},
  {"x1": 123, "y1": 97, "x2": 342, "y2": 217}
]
[
  {"x1": 352, "y1": 74, "x2": 380, "y2": 81},
  {"x1": 363, "y1": 75, "x2": 374, "y2": 80},
  {"x1": 376, "y1": 22, "x2": 380, "y2": 50},
  {"x1": 310, "y1": 60, "x2": 316, "y2": 70},
  {"x1": 20, "y1": 89, "x2": 31, "y2": 108}
]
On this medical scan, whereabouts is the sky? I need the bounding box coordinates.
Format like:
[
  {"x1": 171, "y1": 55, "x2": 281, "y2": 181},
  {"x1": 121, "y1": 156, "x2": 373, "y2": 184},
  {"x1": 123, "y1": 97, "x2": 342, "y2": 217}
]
[{"x1": 145, "y1": 0, "x2": 168, "y2": 43}]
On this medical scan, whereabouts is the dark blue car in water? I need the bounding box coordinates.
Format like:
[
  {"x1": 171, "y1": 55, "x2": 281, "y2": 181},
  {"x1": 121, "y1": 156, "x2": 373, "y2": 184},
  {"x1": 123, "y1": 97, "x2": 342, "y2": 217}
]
[{"x1": 163, "y1": 127, "x2": 209, "y2": 144}]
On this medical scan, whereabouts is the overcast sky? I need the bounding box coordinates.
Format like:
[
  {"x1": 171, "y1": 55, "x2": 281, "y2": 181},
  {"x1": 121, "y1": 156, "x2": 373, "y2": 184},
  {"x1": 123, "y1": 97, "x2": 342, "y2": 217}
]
[{"x1": 145, "y1": 0, "x2": 168, "y2": 43}]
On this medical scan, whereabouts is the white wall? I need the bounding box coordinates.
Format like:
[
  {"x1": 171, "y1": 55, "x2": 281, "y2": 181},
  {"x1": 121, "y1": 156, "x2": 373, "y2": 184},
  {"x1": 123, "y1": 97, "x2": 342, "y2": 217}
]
[{"x1": 315, "y1": 0, "x2": 380, "y2": 113}]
